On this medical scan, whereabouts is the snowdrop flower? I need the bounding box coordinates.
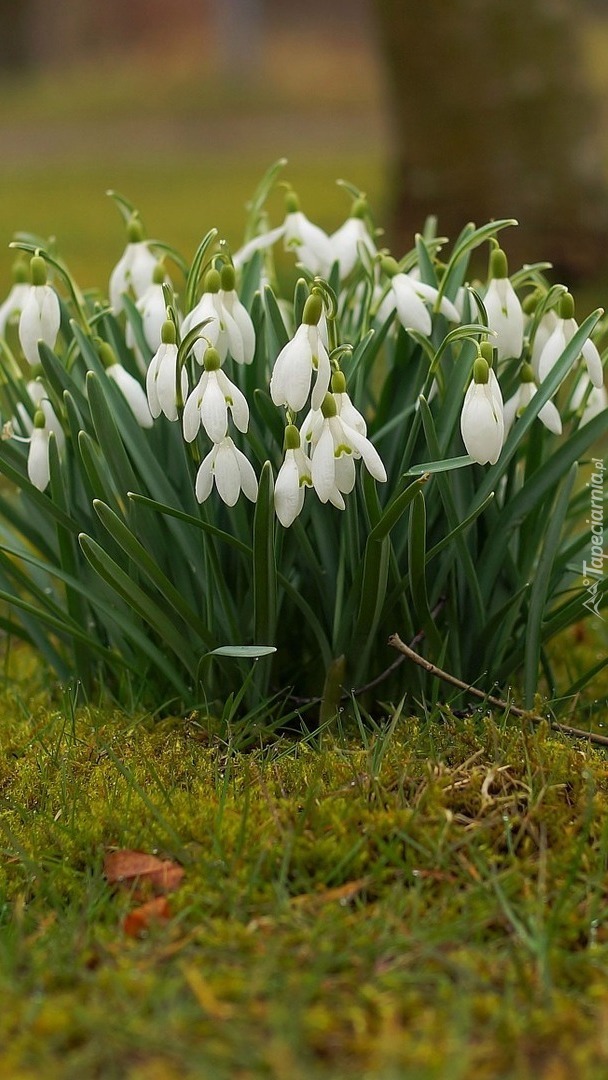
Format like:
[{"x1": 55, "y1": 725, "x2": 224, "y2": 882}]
[
  {"x1": 233, "y1": 191, "x2": 332, "y2": 276},
  {"x1": 183, "y1": 347, "x2": 249, "y2": 444},
  {"x1": 460, "y1": 352, "x2": 505, "y2": 465},
  {"x1": 109, "y1": 216, "x2": 158, "y2": 314},
  {"x1": 270, "y1": 292, "x2": 331, "y2": 413},
  {"x1": 571, "y1": 374, "x2": 608, "y2": 426},
  {"x1": 217, "y1": 264, "x2": 256, "y2": 365},
  {"x1": 195, "y1": 436, "x2": 258, "y2": 506},
  {"x1": 274, "y1": 424, "x2": 312, "y2": 527},
  {"x1": 381, "y1": 257, "x2": 460, "y2": 337},
  {"x1": 146, "y1": 320, "x2": 188, "y2": 421},
  {"x1": 24, "y1": 378, "x2": 66, "y2": 450},
  {"x1": 503, "y1": 363, "x2": 562, "y2": 435},
  {"x1": 329, "y1": 198, "x2": 376, "y2": 280},
  {"x1": 180, "y1": 269, "x2": 227, "y2": 364},
  {"x1": 529, "y1": 307, "x2": 559, "y2": 378},
  {"x1": 27, "y1": 410, "x2": 53, "y2": 492},
  {"x1": 483, "y1": 249, "x2": 524, "y2": 362},
  {"x1": 100, "y1": 342, "x2": 153, "y2": 428},
  {"x1": 537, "y1": 293, "x2": 604, "y2": 389},
  {"x1": 303, "y1": 392, "x2": 387, "y2": 508},
  {"x1": 18, "y1": 256, "x2": 61, "y2": 366},
  {"x1": 0, "y1": 261, "x2": 30, "y2": 338}
]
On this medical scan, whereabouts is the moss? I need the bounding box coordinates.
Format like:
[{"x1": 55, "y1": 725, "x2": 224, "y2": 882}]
[{"x1": 1, "y1": 667, "x2": 608, "y2": 1077}]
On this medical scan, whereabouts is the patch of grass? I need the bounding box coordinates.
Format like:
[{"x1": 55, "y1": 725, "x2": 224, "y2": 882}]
[{"x1": 2, "y1": 650, "x2": 608, "y2": 1078}]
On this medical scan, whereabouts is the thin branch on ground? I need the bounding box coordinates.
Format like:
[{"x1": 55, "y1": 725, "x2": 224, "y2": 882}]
[{"x1": 388, "y1": 633, "x2": 608, "y2": 749}]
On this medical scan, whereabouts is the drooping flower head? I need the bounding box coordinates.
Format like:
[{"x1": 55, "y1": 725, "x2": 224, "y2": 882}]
[
  {"x1": 146, "y1": 319, "x2": 188, "y2": 422},
  {"x1": 460, "y1": 346, "x2": 505, "y2": 465},
  {"x1": 503, "y1": 362, "x2": 562, "y2": 435},
  {"x1": 109, "y1": 213, "x2": 158, "y2": 315},
  {"x1": 18, "y1": 255, "x2": 61, "y2": 366},
  {"x1": 217, "y1": 263, "x2": 256, "y2": 365},
  {"x1": 0, "y1": 258, "x2": 30, "y2": 340},
  {"x1": 99, "y1": 341, "x2": 153, "y2": 429},
  {"x1": 329, "y1": 196, "x2": 377, "y2": 281},
  {"x1": 183, "y1": 346, "x2": 249, "y2": 444},
  {"x1": 270, "y1": 291, "x2": 331, "y2": 413},
  {"x1": 302, "y1": 389, "x2": 387, "y2": 509},
  {"x1": 380, "y1": 256, "x2": 460, "y2": 337},
  {"x1": 483, "y1": 248, "x2": 524, "y2": 362},
  {"x1": 274, "y1": 423, "x2": 313, "y2": 528},
  {"x1": 536, "y1": 292, "x2": 604, "y2": 389},
  {"x1": 195, "y1": 436, "x2": 258, "y2": 506}
]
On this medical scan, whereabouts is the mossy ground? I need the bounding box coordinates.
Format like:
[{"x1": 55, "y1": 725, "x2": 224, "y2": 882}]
[{"x1": 1, "y1": 646, "x2": 608, "y2": 1080}]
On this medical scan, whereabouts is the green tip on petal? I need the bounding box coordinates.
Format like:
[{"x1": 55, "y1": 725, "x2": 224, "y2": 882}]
[
  {"x1": 161, "y1": 319, "x2": 177, "y2": 345},
  {"x1": 479, "y1": 341, "x2": 494, "y2": 365},
  {"x1": 30, "y1": 255, "x2": 47, "y2": 287},
  {"x1": 521, "y1": 362, "x2": 535, "y2": 384},
  {"x1": 380, "y1": 256, "x2": 400, "y2": 279},
  {"x1": 473, "y1": 356, "x2": 490, "y2": 384},
  {"x1": 203, "y1": 346, "x2": 221, "y2": 371},
  {"x1": 220, "y1": 264, "x2": 236, "y2": 292},
  {"x1": 490, "y1": 248, "x2": 508, "y2": 279},
  {"x1": 33, "y1": 409, "x2": 46, "y2": 430},
  {"x1": 352, "y1": 197, "x2": 368, "y2": 220},
  {"x1": 303, "y1": 292, "x2": 323, "y2": 326},
  {"x1": 284, "y1": 189, "x2": 300, "y2": 214},
  {"x1": 320, "y1": 393, "x2": 337, "y2": 419},
  {"x1": 559, "y1": 292, "x2": 575, "y2": 320},
  {"x1": 284, "y1": 424, "x2": 300, "y2": 451},
  {"x1": 331, "y1": 370, "x2": 346, "y2": 394},
  {"x1": 204, "y1": 268, "x2": 221, "y2": 294},
  {"x1": 522, "y1": 288, "x2": 544, "y2": 315},
  {"x1": 98, "y1": 342, "x2": 117, "y2": 369},
  {"x1": 127, "y1": 214, "x2": 145, "y2": 243}
]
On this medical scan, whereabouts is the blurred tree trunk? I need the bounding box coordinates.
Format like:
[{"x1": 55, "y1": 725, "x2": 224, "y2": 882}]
[
  {"x1": 0, "y1": 0, "x2": 34, "y2": 70},
  {"x1": 373, "y1": 0, "x2": 608, "y2": 277}
]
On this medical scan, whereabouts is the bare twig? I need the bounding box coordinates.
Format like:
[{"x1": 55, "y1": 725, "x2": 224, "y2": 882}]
[{"x1": 388, "y1": 633, "x2": 608, "y2": 749}]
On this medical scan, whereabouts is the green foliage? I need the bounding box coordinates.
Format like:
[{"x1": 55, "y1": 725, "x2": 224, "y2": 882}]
[{"x1": 0, "y1": 169, "x2": 605, "y2": 719}]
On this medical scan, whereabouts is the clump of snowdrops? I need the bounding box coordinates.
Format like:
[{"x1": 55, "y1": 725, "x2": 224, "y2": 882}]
[{"x1": 0, "y1": 161, "x2": 604, "y2": 720}]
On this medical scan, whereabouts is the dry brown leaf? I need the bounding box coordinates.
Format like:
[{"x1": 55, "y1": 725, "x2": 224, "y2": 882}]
[
  {"x1": 123, "y1": 896, "x2": 171, "y2": 938},
  {"x1": 289, "y1": 877, "x2": 370, "y2": 909},
  {"x1": 104, "y1": 849, "x2": 185, "y2": 896}
]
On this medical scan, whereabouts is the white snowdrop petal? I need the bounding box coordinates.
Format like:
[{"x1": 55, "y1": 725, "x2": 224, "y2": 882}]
[
  {"x1": 275, "y1": 454, "x2": 304, "y2": 527},
  {"x1": 195, "y1": 449, "x2": 215, "y2": 502},
  {"x1": 234, "y1": 445, "x2": 259, "y2": 502},
  {"x1": 392, "y1": 276, "x2": 432, "y2": 336},
  {"x1": 538, "y1": 326, "x2": 567, "y2": 383},
  {"x1": 311, "y1": 423, "x2": 336, "y2": 502},
  {"x1": 310, "y1": 340, "x2": 331, "y2": 412},
  {"x1": 214, "y1": 441, "x2": 242, "y2": 506},
  {"x1": 27, "y1": 428, "x2": 50, "y2": 491},
  {"x1": 334, "y1": 452, "x2": 356, "y2": 494},
  {"x1": 344, "y1": 424, "x2": 387, "y2": 483},
  {"x1": 538, "y1": 398, "x2": 562, "y2": 435},
  {"x1": 582, "y1": 337, "x2": 604, "y2": 389},
  {"x1": 108, "y1": 365, "x2": 153, "y2": 428},
  {"x1": 201, "y1": 374, "x2": 229, "y2": 443}
]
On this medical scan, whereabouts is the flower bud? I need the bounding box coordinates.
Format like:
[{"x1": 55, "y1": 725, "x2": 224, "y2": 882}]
[
  {"x1": 30, "y1": 256, "x2": 48, "y2": 287},
  {"x1": 331, "y1": 370, "x2": 347, "y2": 394},
  {"x1": 220, "y1": 264, "x2": 236, "y2": 292},
  {"x1": 489, "y1": 248, "x2": 508, "y2": 279},
  {"x1": 302, "y1": 292, "x2": 323, "y2": 326}
]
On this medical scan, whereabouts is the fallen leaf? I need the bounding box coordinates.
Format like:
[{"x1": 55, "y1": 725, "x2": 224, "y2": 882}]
[
  {"x1": 123, "y1": 896, "x2": 171, "y2": 938},
  {"x1": 290, "y1": 877, "x2": 370, "y2": 909},
  {"x1": 104, "y1": 849, "x2": 185, "y2": 896}
]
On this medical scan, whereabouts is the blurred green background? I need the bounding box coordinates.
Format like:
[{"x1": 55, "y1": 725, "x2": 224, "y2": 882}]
[{"x1": 0, "y1": 1, "x2": 608, "y2": 295}]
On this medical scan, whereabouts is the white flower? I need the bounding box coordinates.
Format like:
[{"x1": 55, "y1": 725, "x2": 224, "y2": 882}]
[
  {"x1": 383, "y1": 263, "x2": 460, "y2": 337},
  {"x1": 0, "y1": 281, "x2": 30, "y2": 338},
  {"x1": 18, "y1": 259, "x2": 61, "y2": 366},
  {"x1": 536, "y1": 295, "x2": 604, "y2": 389},
  {"x1": 274, "y1": 425, "x2": 312, "y2": 527},
  {"x1": 181, "y1": 271, "x2": 228, "y2": 364},
  {"x1": 109, "y1": 240, "x2": 157, "y2": 314},
  {"x1": 25, "y1": 380, "x2": 65, "y2": 451},
  {"x1": 27, "y1": 415, "x2": 51, "y2": 491},
  {"x1": 107, "y1": 362, "x2": 153, "y2": 428},
  {"x1": 232, "y1": 197, "x2": 333, "y2": 276},
  {"x1": 183, "y1": 359, "x2": 249, "y2": 444},
  {"x1": 146, "y1": 339, "x2": 187, "y2": 422},
  {"x1": 270, "y1": 294, "x2": 330, "y2": 414},
  {"x1": 460, "y1": 363, "x2": 505, "y2": 465},
  {"x1": 329, "y1": 213, "x2": 376, "y2": 280},
  {"x1": 195, "y1": 436, "x2": 258, "y2": 506},
  {"x1": 283, "y1": 209, "x2": 333, "y2": 276},
  {"x1": 217, "y1": 265, "x2": 256, "y2": 365},
  {"x1": 303, "y1": 395, "x2": 387, "y2": 508},
  {"x1": 503, "y1": 378, "x2": 562, "y2": 436},
  {"x1": 571, "y1": 374, "x2": 608, "y2": 426},
  {"x1": 530, "y1": 310, "x2": 559, "y2": 378},
  {"x1": 483, "y1": 277, "x2": 524, "y2": 362}
]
